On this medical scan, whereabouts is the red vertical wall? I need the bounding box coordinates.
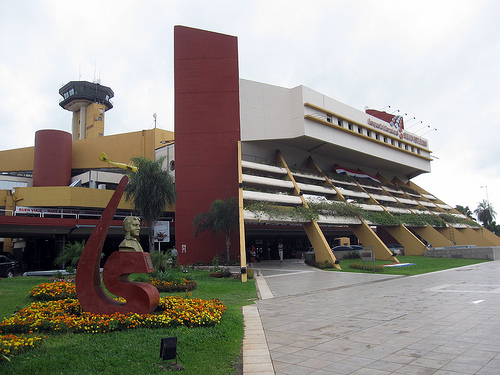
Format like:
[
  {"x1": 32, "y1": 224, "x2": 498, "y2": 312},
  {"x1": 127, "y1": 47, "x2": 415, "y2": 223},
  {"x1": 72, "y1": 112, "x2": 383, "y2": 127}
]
[
  {"x1": 174, "y1": 26, "x2": 241, "y2": 264},
  {"x1": 33, "y1": 129, "x2": 72, "y2": 187}
]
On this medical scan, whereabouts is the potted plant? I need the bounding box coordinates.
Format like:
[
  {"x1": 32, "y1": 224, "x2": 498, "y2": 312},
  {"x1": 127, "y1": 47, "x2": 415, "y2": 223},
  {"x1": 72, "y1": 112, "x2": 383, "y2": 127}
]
[
  {"x1": 210, "y1": 266, "x2": 231, "y2": 278},
  {"x1": 209, "y1": 255, "x2": 232, "y2": 278}
]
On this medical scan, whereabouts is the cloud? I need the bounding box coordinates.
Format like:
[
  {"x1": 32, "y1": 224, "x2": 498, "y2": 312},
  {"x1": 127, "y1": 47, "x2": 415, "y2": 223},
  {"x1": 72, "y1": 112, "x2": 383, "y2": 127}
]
[{"x1": 0, "y1": 0, "x2": 499, "y2": 215}]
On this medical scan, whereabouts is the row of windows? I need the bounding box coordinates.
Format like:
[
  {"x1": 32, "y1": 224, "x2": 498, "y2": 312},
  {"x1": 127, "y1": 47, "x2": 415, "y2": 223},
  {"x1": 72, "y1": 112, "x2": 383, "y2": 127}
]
[
  {"x1": 61, "y1": 88, "x2": 111, "y2": 102},
  {"x1": 325, "y1": 115, "x2": 421, "y2": 155},
  {"x1": 62, "y1": 88, "x2": 75, "y2": 99}
]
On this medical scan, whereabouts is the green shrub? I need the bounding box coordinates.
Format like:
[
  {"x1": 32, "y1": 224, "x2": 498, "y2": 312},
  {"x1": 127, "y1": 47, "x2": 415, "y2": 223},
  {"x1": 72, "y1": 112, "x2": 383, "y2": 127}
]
[
  {"x1": 349, "y1": 263, "x2": 385, "y2": 272},
  {"x1": 149, "y1": 269, "x2": 193, "y2": 283},
  {"x1": 54, "y1": 241, "x2": 85, "y2": 268},
  {"x1": 149, "y1": 250, "x2": 171, "y2": 271},
  {"x1": 343, "y1": 251, "x2": 361, "y2": 259},
  {"x1": 246, "y1": 268, "x2": 254, "y2": 279},
  {"x1": 315, "y1": 261, "x2": 334, "y2": 269}
]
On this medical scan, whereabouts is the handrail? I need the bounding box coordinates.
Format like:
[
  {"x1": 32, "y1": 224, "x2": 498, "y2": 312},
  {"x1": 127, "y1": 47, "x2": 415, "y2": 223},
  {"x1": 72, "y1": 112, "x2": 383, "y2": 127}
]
[{"x1": 8, "y1": 209, "x2": 173, "y2": 222}]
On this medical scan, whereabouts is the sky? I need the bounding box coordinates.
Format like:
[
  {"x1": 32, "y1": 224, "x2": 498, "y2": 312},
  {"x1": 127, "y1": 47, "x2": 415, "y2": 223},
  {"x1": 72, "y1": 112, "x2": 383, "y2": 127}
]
[{"x1": 0, "y1": 0, "x2": 498, "y2": 218}]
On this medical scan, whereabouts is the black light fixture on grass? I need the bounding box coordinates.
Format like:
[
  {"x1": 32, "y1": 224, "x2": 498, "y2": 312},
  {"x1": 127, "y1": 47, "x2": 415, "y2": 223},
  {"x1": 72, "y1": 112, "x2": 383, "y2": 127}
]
[{"x1": 160, "y1": 337, "x2": 177, "y2": 361}]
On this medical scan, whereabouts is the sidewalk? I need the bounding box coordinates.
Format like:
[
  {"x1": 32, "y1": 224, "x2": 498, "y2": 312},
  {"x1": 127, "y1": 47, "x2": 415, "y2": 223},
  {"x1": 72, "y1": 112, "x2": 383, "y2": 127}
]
[{"x1": 243, "y1": 259, "x2": 500, "y2": 374}]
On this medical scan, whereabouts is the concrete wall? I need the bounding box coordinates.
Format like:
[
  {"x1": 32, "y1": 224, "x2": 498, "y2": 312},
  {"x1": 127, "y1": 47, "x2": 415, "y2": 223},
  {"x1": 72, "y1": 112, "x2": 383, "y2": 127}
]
[{"x1": 424, "y1": 246, "x2": 500, "y2": 260}]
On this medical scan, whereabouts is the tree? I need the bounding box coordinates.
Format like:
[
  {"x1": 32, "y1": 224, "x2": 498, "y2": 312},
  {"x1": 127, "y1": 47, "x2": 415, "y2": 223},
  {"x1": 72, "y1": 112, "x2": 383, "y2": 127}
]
[
  {"x1": 193, "y1": 197, "x2": 239, "y2": 262},
  {"x1": 474, "y1": 199, "x2": 496, "y2": 227},
  {"x1": 485, "y1": 221, "x2": 500, "y2": 237},
  {"x1": 54, "y1": 240, "x2": 85, "y2": 269},
  {"x1": 125, "y1": 156, "x2": 177, "y2": 252},
  {"x1": 455, "y1": 205, "x2": 474, "y2": 220}
]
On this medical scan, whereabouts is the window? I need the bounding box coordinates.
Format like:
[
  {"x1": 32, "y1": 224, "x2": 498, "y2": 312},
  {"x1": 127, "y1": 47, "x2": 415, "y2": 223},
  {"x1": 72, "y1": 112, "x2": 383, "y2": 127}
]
[
  {"x1": 358, "y1": 127, "x2": 363, "y2": 135},
  {"x1": 348, "y1": 123, "x2": 353, "y2": 131},
  {"x1": 375, "y1": 134, "x2": 380, "y2": 141},
  {"x1": 337, "y1": 119, "x2": 342, "y2": 127},
  {"x1": 366, "y1": 131, "x2": 371, "y2": 138},
  {"x1": 326, "y1": 115, "x2": 332, "y2": 123},
  {"x1": 69, "y1": 88, "x2": 74, "y2": 96}
]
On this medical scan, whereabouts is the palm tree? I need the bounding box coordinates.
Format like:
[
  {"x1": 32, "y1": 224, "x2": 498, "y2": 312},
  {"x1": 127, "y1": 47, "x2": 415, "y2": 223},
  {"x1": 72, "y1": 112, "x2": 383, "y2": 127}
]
[
  {"x1": 54, "y1": 240, "x2": 86, "y2": 268},
  {"x1": 125, "y1": 156, "x2": 176, "y2": 252},
  {"x1": 474, "y1": 199, "x2": 496, "y2": 227},
  {"x1": 193, "y1": 197, "x2": 239, "y2": 262},
  {"x1": 455, "y1": 205, "x2": 474, "y2": 220}
]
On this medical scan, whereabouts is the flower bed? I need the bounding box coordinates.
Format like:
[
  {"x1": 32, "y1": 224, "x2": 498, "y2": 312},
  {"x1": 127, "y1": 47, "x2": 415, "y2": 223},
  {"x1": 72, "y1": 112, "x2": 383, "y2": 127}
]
[
  {"x1": 148, "y1": 278, "x2": 197, "y2": 292},
  {"x1": 0, "y1": 296, "x2": 226, "y2": 335},
  {"x1": 0, "y1": 333, "x2": 45, "y2": 360},
  {"x1": 29, "y1": 281, "x2": 77, "y2": 301},
  {"x1": 29, "y1": 277, "x2": 197, "y2": 301},
  {"x1": 1, "y1": 279, "x2": 224, "y2": 361}
]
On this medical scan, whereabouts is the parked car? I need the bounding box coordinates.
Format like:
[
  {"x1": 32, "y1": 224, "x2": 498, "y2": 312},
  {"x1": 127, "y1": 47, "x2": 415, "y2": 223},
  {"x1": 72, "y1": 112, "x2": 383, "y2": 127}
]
[
  {"x1": 304, "y1": 247, "x2": 315, "y2": 254},
  {"x1": 331, "y1": 245, "x2": 353, "y2": 251},
  {"x1": 303, "y1": 247, "x2": 316, "y2": 265},
  {"x1": 386, "y1": 244, "x2": 404, "y2": 255},
  {"x1": 0, "y1": 251, "x2": 15, "y2": 261},
  {"x1": 0, "y1": 254, "x2": 17, "y2": 278},
  {"x1": 331, "y1": 245, "x2": 365, "y2": 260},
  {"x1": 350, "y1": 245, "x2": 364, "y2": 250}
]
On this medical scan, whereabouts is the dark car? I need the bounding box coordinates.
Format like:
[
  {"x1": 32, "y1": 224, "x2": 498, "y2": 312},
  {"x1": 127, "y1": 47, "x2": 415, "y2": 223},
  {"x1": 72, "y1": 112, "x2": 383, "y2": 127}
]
[
  {"x1": 386, "y1": 244, "x2": 404, "y2": 255},
  {"x1": 331, "y1": 245, "x2": 353, "y2": 251},
  {"x1": 0, "y1": 254, "x2": 17, "y2": 278},
  {"x1": 350, "y1": 245, "x2": 364, "y2": 250}
]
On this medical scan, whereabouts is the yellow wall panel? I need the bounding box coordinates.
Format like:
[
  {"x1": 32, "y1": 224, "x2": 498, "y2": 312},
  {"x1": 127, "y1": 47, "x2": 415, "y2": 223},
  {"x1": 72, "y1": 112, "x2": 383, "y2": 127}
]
[
  {"x1": 0, "y1": 129, "x2": 174, "y2": 173},
  {"x1": 458, "y1": 227, "x2": 495, "y2": 247},
  {"x1": 384, "y1": 225, "x2": 428, "y2": 256},
  {"x1": 72, "y1": 128, "x2": 174, "y2": 169},
  {"x1": 350, "y1": 221, "x2": 398, "y2": 262},
  {"x1": 303, "y1": 221, "x2": 340, "y2": 269},
  {"x1": 11, "y1": 186, "x2": 175, "y2": 212},
  {"x1": 0, "y1": 147, "x2": 34, "y2": 172},
  {"x1": 13, "y1": 186, "x2": 132, "y2": 209},
  {"x1": 413, "y1": 225, "x2": 453, "y2": 247},
  {"x1": 478, "y1": 227, "x2": 500, "y2": 246},
  {"x1": 0, "y1": 190, "x2": 8, "y2": 208}
]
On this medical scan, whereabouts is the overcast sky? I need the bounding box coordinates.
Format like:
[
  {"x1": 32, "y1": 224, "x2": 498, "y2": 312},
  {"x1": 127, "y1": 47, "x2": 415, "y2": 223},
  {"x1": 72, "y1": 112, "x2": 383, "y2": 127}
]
[{"x1": 1, "y1": 0, "x2": 498, "y2": 217}]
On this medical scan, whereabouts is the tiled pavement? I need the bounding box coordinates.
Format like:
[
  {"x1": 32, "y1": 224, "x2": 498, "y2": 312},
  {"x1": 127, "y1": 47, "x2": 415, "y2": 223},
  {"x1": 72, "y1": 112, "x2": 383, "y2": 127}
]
[{"x1": 243, "y1": 258, "x2": 500, "y2": 374}]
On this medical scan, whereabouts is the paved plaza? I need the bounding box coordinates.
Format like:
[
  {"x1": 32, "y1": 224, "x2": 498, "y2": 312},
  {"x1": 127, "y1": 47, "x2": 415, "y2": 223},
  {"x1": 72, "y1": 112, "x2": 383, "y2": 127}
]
[{"x1": 243, "y1": 258, "x2": 500, "y2": 374}]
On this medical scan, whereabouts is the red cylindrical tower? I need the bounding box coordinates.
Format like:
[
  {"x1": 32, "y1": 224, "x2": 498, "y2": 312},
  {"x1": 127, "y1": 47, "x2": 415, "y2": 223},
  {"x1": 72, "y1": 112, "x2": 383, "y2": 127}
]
[{"x1": 33, "y1": 129, "x2": 72, "y2": 187}]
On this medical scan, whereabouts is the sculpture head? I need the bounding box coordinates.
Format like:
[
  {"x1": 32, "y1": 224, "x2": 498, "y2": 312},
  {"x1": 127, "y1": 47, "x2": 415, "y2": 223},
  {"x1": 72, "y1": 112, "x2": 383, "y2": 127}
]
[{"x1": 123, "y1": 216, "x2": 141, "y2": 240}]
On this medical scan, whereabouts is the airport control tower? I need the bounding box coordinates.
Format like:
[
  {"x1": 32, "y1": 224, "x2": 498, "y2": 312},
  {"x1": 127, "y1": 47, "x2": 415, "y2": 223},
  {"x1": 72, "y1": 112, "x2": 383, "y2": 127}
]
[{"x1": 59, "y1": 81, "x2": 114, "y2": 140}]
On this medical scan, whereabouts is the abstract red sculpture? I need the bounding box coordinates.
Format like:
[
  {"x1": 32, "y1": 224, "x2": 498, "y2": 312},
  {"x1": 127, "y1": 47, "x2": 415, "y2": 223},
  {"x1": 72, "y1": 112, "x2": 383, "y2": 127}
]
[{"x1": 75, "y1": 175, "x2": 159, "y2": 314}]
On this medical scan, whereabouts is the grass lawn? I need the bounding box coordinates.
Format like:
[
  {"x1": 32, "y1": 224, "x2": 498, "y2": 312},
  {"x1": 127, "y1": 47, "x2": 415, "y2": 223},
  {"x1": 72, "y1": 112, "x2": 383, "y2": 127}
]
[
  {"x1": 0, "y1": 271, "x2": 257, "y2": 374},
  {"x1": 330, "y1": 255, "x2": 490, "y2": 276}
]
